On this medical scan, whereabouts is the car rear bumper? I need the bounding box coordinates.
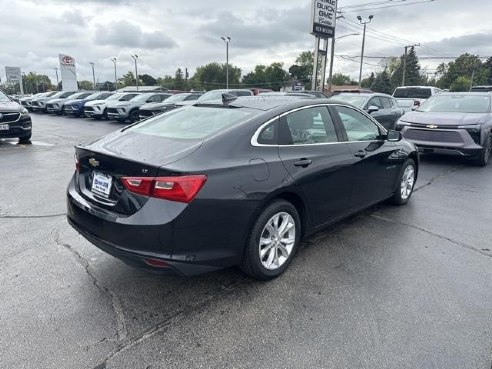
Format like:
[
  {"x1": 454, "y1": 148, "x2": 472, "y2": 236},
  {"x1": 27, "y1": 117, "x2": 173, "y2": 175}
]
[{"x1": 66, "y1": 175, "x2": 247, "y2": 276}]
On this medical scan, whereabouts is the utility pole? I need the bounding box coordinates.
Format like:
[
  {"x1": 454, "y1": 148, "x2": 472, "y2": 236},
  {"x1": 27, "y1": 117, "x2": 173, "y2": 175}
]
[
  {"x1": 53, "y1": 68, "x2": 59, "y2": 90},
  {"x1": 131, "y1": 54, "x2": 139, "y2": 90},
  {"x1": 89, "y1": 62, "x2": 96, "y2": 90},
  {"x1": 221, "y1": 37, "x2": 231, "y2": 89},
  {"x1": 110, "y1": 58, "x2": 118, "y2": 91},
  {"x1": 357, "y1": 15, "x2": 374, "y2": 87},
  {"x1": 402, "y1": 44, "x2": 420, "y2": 86},
  {"x1": 328, "y1": 32, "x2": 359, "y2": 93},
  {"x1": 312, "y1": 37, "x2": 321, "y2": 91}
]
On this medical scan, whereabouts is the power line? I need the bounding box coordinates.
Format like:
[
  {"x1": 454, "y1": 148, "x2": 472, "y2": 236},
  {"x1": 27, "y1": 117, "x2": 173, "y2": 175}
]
[{"x1": 339, "y1": 0, "x2": 435, "y2": 13}]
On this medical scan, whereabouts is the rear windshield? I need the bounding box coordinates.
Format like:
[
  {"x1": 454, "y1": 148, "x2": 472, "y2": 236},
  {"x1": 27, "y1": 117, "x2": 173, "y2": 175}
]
[
  {"x1": 331, "y1": 95, "x2": 367, "y2": 107},
  {"x1": 396, "y1": 99, "x2": 414, "y2": 108},
  {"x1": 393, "y1": 87, "x2": 432, "y2": 99},
  {"x1": 128, "y1": 105, "x2": 255, "y2": 140},
  {"x1": 419, "y1": 95, "x2": 491, "y2": 113}
]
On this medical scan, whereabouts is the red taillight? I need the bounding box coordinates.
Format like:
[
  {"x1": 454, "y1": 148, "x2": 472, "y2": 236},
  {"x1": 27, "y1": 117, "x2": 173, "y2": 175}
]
[
  {"x1": 143, "y1": 258, "x2": 170, "y2": 268},
  {"x1": 121, "y1": 175, "x2": 207, "y2": 203}
]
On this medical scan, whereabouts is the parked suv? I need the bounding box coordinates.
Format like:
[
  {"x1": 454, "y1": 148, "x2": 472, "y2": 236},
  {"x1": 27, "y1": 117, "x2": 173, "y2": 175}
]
[
  {"x1": 138, "y1": 92, "x2": 202, "y2": 120},
  {"x1": 84, "y1": 92, "x2": 140, "y2": 120},
  {"x1": 331, "y1": 92, "x2": 404, "y2": 130},
  {"x1": 32, "y1": 91, "x2": 78, "y2": 113},
  {"x1": 106, "y1": 92, "x2": 172, "y2": 122},
  {"x1": 47, "y1": 91, "x2": 92, "y2": 115},
  {"x1": 64, "y1": 92, "x2": 113, "y2": 117},
  {"x1": 0, "y1": 90, "x2": 32, "y2": 143},
  {"x1": 393, "y1": 86, "x2": 441, "y2": 110}
]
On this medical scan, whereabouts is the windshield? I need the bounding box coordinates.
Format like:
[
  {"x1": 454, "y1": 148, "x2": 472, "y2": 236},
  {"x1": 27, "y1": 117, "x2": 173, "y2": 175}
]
[
  {"x1": 162, "y1": 94, "x2": 191, "y2": 103},
  {"x1": 197, "y1": 90, "x2": 226, "y2": 102},
  {"x1": 130, "y1": 93, "x2": 154, "y2": 102},
  {"x1": 393, "y1": 87, "x2": 432, "y2": 99},
  {"x1": 419, "y1": 95, "x2": 491, "y2": 113},
  {"x1": 0, "y1": 91, "x2": 11, "y2": 102},
  {"x1": 105, "y1": 93, "x2": 126, "y2": 101},
  {"x1": 70, "y1": 92, "x2": 92, "y2": 99},
  {"x1": 332, "y1": 95, "x2": 367, "y2": 107},
  {"x1": 128, "y1": 105, "x2": 256, "y2": 140}
]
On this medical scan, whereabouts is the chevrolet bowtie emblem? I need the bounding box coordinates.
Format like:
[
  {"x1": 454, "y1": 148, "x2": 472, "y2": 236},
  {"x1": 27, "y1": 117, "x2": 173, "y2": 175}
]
[
  {"x1": 426, "y1": 125, "x2": 438, "y2": 129},
  {"x1": 89, "y1": 158, "x2": 100, "y2": 167}
]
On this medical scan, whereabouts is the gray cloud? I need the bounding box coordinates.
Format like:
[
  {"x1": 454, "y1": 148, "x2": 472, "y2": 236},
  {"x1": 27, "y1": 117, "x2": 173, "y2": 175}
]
[{"x1": 94, "y1": 21, "x2": 177, "y2": 49}]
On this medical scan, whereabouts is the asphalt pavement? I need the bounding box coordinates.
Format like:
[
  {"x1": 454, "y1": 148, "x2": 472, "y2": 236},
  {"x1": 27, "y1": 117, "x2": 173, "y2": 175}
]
[{"x1": 0, "y1": 113, "x2": 491, "y2": 369}]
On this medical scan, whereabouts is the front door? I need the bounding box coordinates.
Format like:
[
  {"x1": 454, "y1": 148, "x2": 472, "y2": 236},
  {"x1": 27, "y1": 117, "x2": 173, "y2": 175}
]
[
  {"x1": 331, "y1": 105, "x2": 400, "y2": 209},
  {"x1": 277, "y1": 105, "x2": 354, "y2": 227}
]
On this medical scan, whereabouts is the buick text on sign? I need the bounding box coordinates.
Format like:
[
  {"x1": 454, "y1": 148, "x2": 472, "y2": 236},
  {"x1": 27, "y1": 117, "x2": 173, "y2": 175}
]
[{"x1": 311, "y1": 0, "x2": 337, "y2": 38}]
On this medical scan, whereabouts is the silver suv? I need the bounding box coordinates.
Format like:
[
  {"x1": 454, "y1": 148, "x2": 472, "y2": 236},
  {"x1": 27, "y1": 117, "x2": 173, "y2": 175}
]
[
  {"x1": 84, "y1": 92, "x2": 140, "y2": 120},
  {"x1": 106, "y1": 92, "x2": 171, "y2": 122}
]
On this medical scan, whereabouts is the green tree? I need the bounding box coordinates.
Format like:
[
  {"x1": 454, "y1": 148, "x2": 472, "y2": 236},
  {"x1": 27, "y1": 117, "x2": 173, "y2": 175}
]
[
  {"x1": 174, "y1": 68, "x2": 185, "y2": 90},
  {"x1": 242, "y1": 65, "x2": 268, "y2": 87},
  {"x1": 437, "y1": 54, "x2": 488, "y2": 89},
  {"x1": 361, "y1": 72, "x2": 375, "y2": 88},
  {"x1": 139, "y1": 74, "x2": 157, "y2": 86},
  {"x1": 157, "y1": 75, "x2": 175, "y2": 89},
  {"x1": 288, "y1": 51, "x2": 314, "y2": 87},
  {"x1": 331, "y1": 73, "x2": 353, "y2": 85},
  {"x1": 78, "y1": 80, "x2": 93, "y2": 90},
  {"x1": 190, "y1": 62, "x2": 241, "y2": 90},
  {"x1": 371, "y1": 70, "x2": 392, "y2": 95},
  {"x1": 119, "y1": 71, "x2": 136, "y2": 87},
  {"x1": 389, "y1": 47, "x2": 424, "y2": 90},
  {"x1": 450, "y1": 76, "x2": 472, "y2": 92},
  {"x1": 265, "y1": 62, "x2": 289, "y2": 91}
]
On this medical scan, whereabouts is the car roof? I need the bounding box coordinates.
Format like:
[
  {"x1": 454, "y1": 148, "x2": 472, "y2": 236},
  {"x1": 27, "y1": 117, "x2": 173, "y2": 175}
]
[
  {"x1": 435, "y1": 92, "x2": 492, "y2": 97},
  {"x1": 335, "y1": 92, "x2": 393, "y2": 98},
  {"x1": 199, "y1": 96, "x2": 338, "y2": 112}
]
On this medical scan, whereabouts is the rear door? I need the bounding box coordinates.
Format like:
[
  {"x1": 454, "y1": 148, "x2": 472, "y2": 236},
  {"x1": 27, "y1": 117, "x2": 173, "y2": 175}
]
[
  {"x1": 277, "y1": 105, "x2": 354, "y2": 227},
  {"x1": 331, "y1": 105, "x2": 400, "y2": 209}
]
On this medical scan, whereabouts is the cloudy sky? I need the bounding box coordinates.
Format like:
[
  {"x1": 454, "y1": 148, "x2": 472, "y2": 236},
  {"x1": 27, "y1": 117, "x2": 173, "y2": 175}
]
[{"x1": 1, "y1": 0, "x2": 491, "y2": 85}]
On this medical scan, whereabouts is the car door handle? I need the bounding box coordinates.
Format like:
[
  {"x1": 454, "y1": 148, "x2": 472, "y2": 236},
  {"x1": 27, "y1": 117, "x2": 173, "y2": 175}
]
[
  {"x1": 294, "y1": 159, "x2": 312, "y2": 168},
  {"x1": 354, "y1": 150, "x2": 366, "y2": 158}
]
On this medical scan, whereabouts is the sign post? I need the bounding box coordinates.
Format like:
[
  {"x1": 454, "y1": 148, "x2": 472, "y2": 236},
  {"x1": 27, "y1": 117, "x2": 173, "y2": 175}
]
[{"x1": 310, "y1": 0, "x2": 337, "y2": 92}]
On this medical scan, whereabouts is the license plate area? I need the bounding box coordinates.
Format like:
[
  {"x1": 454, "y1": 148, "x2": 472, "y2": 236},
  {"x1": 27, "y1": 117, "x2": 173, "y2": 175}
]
[
  {"x1": 91, "y1": 171, "x2": 112, "y2": 198},
  {"x1": 0, "y1": 124, "x2": 8, "y2": 131}
]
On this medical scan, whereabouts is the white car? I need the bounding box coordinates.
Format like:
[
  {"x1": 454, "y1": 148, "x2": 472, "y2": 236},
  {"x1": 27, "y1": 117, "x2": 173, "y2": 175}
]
[
  {"x1": 393, "y1": 86, "x2": 442, "y2": 110},
  {"x1": 84, "y1": 92, "x2": 140, "y2": 119}
]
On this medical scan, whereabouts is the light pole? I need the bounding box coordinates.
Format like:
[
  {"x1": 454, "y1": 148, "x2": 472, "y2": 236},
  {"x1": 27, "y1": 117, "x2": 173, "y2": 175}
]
[
  {"x1": 131, "y1": 54, "x2": 139, "y2": 91},
  {"x1": 327, "y1": 32, "x2": 359, "y2": 93},
  {"x1": 53, "y1": 68, "x2": 59, "y2": 91},
  {"x1": 89, "y1": 62, "x2": 96, "y2": 90},
  {"x1": 110, "y1": 57, "x2": 118, "y2": 91},
  {"x1": 357, "y1": 15, "x2": 374, "y2": 87},
  {"x1": 221, "y1": 36, "x2": 231, "y2": 89}
]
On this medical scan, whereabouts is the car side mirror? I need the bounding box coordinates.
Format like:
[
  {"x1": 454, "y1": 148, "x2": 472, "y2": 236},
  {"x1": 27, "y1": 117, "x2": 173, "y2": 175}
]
[
  {"x1": 367, "y1": 105, "x2": 379, "y2": 114},
  {"x1": 387, "y1": 130, "x2": 402, "y2": 142}
]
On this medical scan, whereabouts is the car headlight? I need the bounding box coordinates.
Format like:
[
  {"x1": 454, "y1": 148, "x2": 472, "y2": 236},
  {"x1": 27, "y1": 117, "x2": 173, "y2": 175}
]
[
  {"x1": 21, "y1": 108, "x2": 29, "y2": 116},
  {"x1": 93, "y1": 106, "x2": 101, "y2": 111},
  {"x1": 395, "y1": 120, "x2": 411, "y2": 131},
  {"x1": 458, "y1": 124, "x2": 481, "y2": 144},
  {"x1": 117, "y1": 108, "x2": 126, "y2": 113}
]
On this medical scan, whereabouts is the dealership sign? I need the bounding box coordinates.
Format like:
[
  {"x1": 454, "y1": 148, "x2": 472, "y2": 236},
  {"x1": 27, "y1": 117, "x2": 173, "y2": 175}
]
[
  {"x1": 311, "y1": 0, "x2": 338, "y2": 38},
  {"x1": 5, "y1": 66, "x2": 24, "y2": 95},
  {"x1": 58, "y1": 53, "x2": 78, "y2": 91}
]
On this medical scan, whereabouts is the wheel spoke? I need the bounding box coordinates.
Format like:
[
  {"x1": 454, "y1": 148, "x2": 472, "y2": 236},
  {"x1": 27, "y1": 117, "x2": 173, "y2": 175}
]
[
  {"x1": 278, "y1": 244, "x2": 290, "y2": 258},
  {"x1": 260, "y1": 243, "x2": 273, "y2": 259},
  {"x1": 278, "y1": 220, "x2": 294, "y2": 238},
  {"x1": 265, "y1": 247, "x2": 275, "y2": 268}
]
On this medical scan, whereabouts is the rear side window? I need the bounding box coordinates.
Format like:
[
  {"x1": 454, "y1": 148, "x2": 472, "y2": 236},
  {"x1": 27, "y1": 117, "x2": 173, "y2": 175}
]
[
  {"x1": 234, "y1": 90, "x2": 253, "y2": 97},
  {"x1": 257, "y1": 121, "x2": 278, "y2": 145},
  {"x1": 334, "y1": 106, "x2": 381, "y2": 142},
  {"x1": 128, "y1": 106, "x2": 255, "y2": 140},
  {"x1": 393, "y1": 87, "x2": 432, "y2": 99},
  {"x1": 279, "y1": 106, "x2": 338, "y2": 145}
]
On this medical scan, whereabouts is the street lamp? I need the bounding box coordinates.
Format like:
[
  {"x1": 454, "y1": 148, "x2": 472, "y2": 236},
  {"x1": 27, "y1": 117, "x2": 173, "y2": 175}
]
[
  {"x1": 131, "y1": 54, "x2": 139, "y2": 91},
  {"x1": 53, "y1": 68, "x2": 59, "y2": 91},
  {"x1": 357, "y1": 15, "x2": 374, "y2": 87},
  {"x1": 327, "y1": 33, "x2": 360, "y2": 93},
  {"x1": 221, "y1": 36, "x2": 231, "y2": 89},
  {"x1": 89, "y1": 62, "x2": 96, "y2": 90},
  {"x1": 110, "y1": 57, "x2": 118, "y2": 91}
]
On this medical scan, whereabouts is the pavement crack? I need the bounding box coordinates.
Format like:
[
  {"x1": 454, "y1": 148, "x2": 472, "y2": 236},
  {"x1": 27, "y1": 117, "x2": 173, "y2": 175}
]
[
  {"x1": 0, "y1": 213, "x2": 66, "y2": 219},
  {"x1": 52, "y1": 231, "x2": 128, "y2": 341},
  {"x1": 371, "y1": 214, "x2": 492, "y2": 258},
  {"x1": 95, "y1": 277, "x2": 249, "y2": 368},
  {"x1": 414, "y1": 166, "x2": 459, "y2": 192}
]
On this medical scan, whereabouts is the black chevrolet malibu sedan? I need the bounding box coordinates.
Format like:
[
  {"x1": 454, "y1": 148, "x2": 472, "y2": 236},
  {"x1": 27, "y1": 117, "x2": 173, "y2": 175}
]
[{"x1": 67, "y1": 96, "x2": 418, "y2": 280}]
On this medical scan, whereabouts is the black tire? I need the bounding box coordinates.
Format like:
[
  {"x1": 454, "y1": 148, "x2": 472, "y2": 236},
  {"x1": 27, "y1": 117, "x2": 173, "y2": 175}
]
[
  {"x1": 19, "y1": 134, "x2": 31, "y2": 144},
  {"x1": 241, "y1": 199, "x2": 301, "y2": 280},
  {"x1": 128, "y1": 109, "x2": 139, "y2": 123},
  {"x1": 475, "y1": 133, "x2": 491, "y2": 167},
  {"x1": 102, "y1": 109, "x2": 108, "y2": 120},
  {"x1": 390, "y1": 158, "x2": 416, "y2": 205}
]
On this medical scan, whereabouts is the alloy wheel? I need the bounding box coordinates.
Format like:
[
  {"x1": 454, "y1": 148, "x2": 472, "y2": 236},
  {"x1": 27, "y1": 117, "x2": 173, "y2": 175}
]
[
  {"x1": 400, "y1": 165, "x2": 415, "y2": 200},
  {"x1": 259, "y1": 212, "x2": 296, "y2": 270}
]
